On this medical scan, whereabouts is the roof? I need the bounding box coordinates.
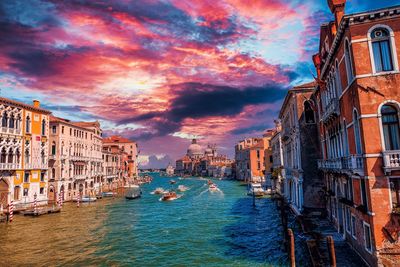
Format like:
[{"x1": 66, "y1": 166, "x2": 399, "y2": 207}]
[
  {"x1": 292, "y1": 81, "x2": 316, "y2": 90},
  {"x1": 73, "y1": 121, "x2": 100, "y2": 128},
  {"x1": 0, "y1": 97, "x2": 52, "y2": 114},
  {"x1": 50, "y1": 116, "x2": 98, "y2": 132},
  {"x1": 103, "y1": 135, "x2": 136, "y2": 144}
]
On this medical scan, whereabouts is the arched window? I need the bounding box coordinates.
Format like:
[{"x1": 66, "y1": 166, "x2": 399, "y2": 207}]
[
  {"x1": 353, "y1": 110, "x2": 363, "y2": 154},
  {"x1": 25, "y1": 148, "x2": 30, "y2": 164},
  {"x1": 335, "y1": 60, "x2": 342, "y2": 96},
  {"x1": 9, "y1": 115, "x2": 15, "y2": 129},
  {"x1": 371, "y1": 28, "x2": 394, "y2": 72},
  {"x1": 51, "y1": 142, "x2": 56, "y2": 155},
  {"x1": 0, "y1": 148, "x2": 6, "y2": 163},
  {"x1": 41, "y1": 119, "x2": 46, "y2": 135},
  {"x1": 304, "y1": 101, "x2": 315, "y2": 123},
  {"x1": 2, "y1": 113, "x2": 8, "y2": 128},
  {"x1": 25, "y1": 116, "x2": 31, "y2": 133},
  {"x1": 345, "y1": 40, "x2": 354, "y2": 84},
  {"x1": 15, "y1": 149, "x2": 20, "y2": 163},
  {"x1": 52, "y1": 168, "x2": 56, "y2": 179},
  {"x1": 381, "y1": 104, "x2": 400, "y2": 150},
  {"x1": 7, "y1": 148, "x2": 13, "y2": 163}
]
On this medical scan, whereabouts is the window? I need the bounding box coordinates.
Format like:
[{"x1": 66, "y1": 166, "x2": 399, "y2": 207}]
[
  {"x1": 390, "y1": 178, "x2": 400, "y2": 211},
  {"x1": 351, "y1": 214, "x2": 357, "y2": 239},
  {"x1": 363, "y1": 223, "x2": 372, "y2": 253},
  {"x1": 360, "y1": 179, "x2": 368, "y2": 209},
  {"x1": 23, "y1": 188, "x2": 28, "y2": 197},
  {"x1": 345, "y1": 207, "x2": 351, "y2": 233},
  {"x1": 257, "y1": 162, "x2": 261, "y2": 170},
  {"x1": 25, "y1": 116, "x2": 31, "y2": 133},
  {"x1": 256, "y1": 150, "x2": 260, "y2": 159},
  {"x1": 52, "y1": 125, "x2": 56, "y2": 134},
  {"x1": 40, "y1": 187, "x2": 44, "y2": 195},
  {"x1": 1, "y1": 113, "x2": 7, "y2": 127},
  {"x1": 41, "y1": 119, "x2": 46, "y2": 135},
  {"x1": 353, "y1": 110, "x2": 363, "y2": 154},
  {"x1": 14, "y1": 186, "x2": 20, "y2": 200},
  {"x1": 304, "y1": 101, "x2": 315, "y2": 123},
  {"x1": 62, "y1": 126, "x2": 64, "y2": 134},
  {"x1": 40, "y1": 172, "x2": 45, "y2": 182},
  {"x1": 381, "y1": 104, "x2": 400, "y2": 151},
  {"x1": 51, "y1": 142, "x2": 56, "y2": 155},
  {"x1": 9, "y1": 115, "x2": 15, "y2": 129},
  {"x1": 24, "y1": 172, "x2": 29, "y2": 183},
  {"x1": 371, "y1": 28, "x2": 394, "y2": 72},
  {"x1": 345, "y1": 40, "x2": 354, "y2": 84}
]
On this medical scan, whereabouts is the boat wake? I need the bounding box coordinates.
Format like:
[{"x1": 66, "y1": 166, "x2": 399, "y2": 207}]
[{"x1": 158, "y1": 194, "x2": 183, "y2": 202}]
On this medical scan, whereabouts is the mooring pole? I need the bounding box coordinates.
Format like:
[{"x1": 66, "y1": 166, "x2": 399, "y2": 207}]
[
  {"x1": 327, "y1": 236, "x2": 336, "y2": 267},
  {"x1": 288, "y1": 228, "x2": 295, "y2": 267}
]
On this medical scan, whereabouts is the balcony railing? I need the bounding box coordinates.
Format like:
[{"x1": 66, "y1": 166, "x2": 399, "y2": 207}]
[
  {"x1": 0, "y1": 163, "x2": 21, "y2": 170},
  {"x1": 383, "y1": 150, "x2": 400, "y2": 172},
  {"x1": 318, "y1": 155, "x2": 364, "y2": 174},
  {"x1": 70, "y1": 155, "x2": 90, "y2": 161},
  {"x1": 322, "y1": 98, "x2": 340, "y2": 123},
  {"x1": 25, "y1": 162, "x2": 48, "y2": 170},
  {"x1": 74, "y1": 174, "x2": 86, "y2": 180},
  {"x1": 0, "y1": 127, "x2": 22, "y2": 135}
]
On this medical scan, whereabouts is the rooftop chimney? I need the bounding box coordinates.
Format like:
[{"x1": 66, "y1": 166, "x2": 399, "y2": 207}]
[
  {"x1": 33, "y1": 100, "x2": 40, "y2": 108},
  {"x1": 328, "y1": 0, "x2": 346, "y2": 29}
]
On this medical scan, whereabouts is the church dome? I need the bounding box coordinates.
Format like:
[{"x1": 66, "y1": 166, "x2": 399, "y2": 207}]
[{"x1": 187, "y1": 139, "x2": 202, "y2": 157}]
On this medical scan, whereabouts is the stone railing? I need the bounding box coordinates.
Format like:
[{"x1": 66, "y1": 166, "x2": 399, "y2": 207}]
[
  {"x1": 74, "y1": 174, "x2": 87, "y2": 180},
  {"x1": 318, "y1": 155, "x2": 364, "y2": 174},
  {"x1": 25, "y1": 162, "x2": 48, "y2": 170},
  {"x1": 0, "y1": 127, "x2": 22, "y2": 135},
  {"x1": 318, "y1": 158, "x2": 343, "y2": 170},
  {"x1": 70, "y1": 155, "x2": 90, "y2": 161},
  {"x1": 0, "y1": 163, "x2": 21, "y2": 170},
  {"x1": 383, "y1": 150, "x2": 400, "y2": 172}
]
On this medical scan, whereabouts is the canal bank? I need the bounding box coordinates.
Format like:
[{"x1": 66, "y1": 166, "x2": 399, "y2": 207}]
[{"x1": 0, "y1": 173, "x2": 309, "y2": 266}]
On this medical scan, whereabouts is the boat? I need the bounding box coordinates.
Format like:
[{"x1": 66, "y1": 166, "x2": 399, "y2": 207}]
[
  {"x1": 73, "y1": 196, "x2": 97, "y2": 202},
  {"x1": 151, "y1": 187, "x2": 165, "y2": 194},
  {"x1": 160, "y1": 191, "x2": 178, "y2": 201},
  {"x1": 207, "y1": 179, "x2": 213, "y2": 185},
  {"x1": 209, "y1": 183, "x2": 218, "y2": 191},
  {"x1": 125, "y1": 185, "x2": 142, "y2": 200},
  {"x1": 247, "y1": 183, "x2": 265, "y2": 197},
  {"x1": 102, "y1": 192, "x2": 115, "y2": 197},
  {"x1": 177, "y1": 185, "x2": 189, "y2": 192},
  {"x1": 169, "y1": 180, "x2": 176, "y2": 184}
]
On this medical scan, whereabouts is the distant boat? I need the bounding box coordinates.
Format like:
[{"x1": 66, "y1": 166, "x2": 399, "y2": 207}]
[
  {"x1": 247, "y1": 183, "x2": 265, "y2": 197},
  {"x1": 151, "y1": 187, "x2": 165, "y2": 194},
  {"x1": 177, "y1": 185, "x2": 189, "y2": 192},
  {"x1": 125, "y1": 185, "x2": 142, "y2": 200},
  {"x1": 102, "y1": 192, "x2": 115, "y2": 197},
  {"x1": 160, "y1": 191, "x2": 179, "y2": 201},
  {"x1": 169, "y1": 180, "x2": 176, "y2": 184},
  {"x1": 73, "y1": 196, "x2": 97, "y2": 202},
  {"x1": 209, "y1": 183, "x2": 218, "y2": 191}
]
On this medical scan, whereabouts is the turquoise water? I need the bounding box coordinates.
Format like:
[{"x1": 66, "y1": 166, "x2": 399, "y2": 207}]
[{"x1": 0, "y1": 173, "x2": 309, "y2": 266}]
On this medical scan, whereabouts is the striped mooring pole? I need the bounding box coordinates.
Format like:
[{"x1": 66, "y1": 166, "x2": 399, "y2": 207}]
[
  {"x1": 77, "y1": 192, "x2": 80, "y2": 208},
  {"x1": 34, "y1": 193, "x2": 38, "y2": 214},
  {"x1": 9, "y1": 200, "x2": 14, "y2": 222}
]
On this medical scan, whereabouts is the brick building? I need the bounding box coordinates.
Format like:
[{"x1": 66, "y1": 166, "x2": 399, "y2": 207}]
[{"x1": 313, "y1": 1, "x2": 400, "y2": 265}]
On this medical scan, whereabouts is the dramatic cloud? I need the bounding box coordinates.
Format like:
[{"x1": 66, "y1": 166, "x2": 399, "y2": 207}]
[{"x1": 1, "y1": 0, "x2": 399, "y2": 160}]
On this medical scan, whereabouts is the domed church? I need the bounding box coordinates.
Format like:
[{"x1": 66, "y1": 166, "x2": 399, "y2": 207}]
[{"x1": 187, "y1": 139, "x2": 202, "y2": 159}]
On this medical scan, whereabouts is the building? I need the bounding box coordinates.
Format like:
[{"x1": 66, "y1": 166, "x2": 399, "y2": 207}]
[
  {"x1": 48, "y1": 116, "x2": 103, "y2": 201},
  {"x1": 102, "y1": 144, "x2": 124, "y2": 191},
  {"x1": 263, "y1": 130, "x2": 275, "y2": 188},
  {"x1": 176, "y1": 139, "x2": 233, "y2": 177},
  {"x1": 313, "y1": 1, "x2": 400, "y2": 265},
  {"x1": 235, "y1": 137, "x2": 266, "y2": 182},
  {"x1": 279, "y1": 81, "x2": 324, "y2": 215},
  {"x1": 0, "y1": 98, "x2": 51, "y2": 210},
  {"x1": 103, "y1": 136, "x2": 139, "y2": 180},
  {"x1": 166, "y1": 164, "x2": 175, "y2": 176},
  {"x1": 270, "y1": 121, "x2": 284, "y2": 194}
]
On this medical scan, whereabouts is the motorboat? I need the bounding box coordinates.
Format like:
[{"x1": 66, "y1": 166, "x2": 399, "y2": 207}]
[
  {"x1": 125, "y1": 185, "x2": 142, "y2": 200},
  {"x1": 209, "y1": 183, "x2": 218, "y2": 191},
  {"x1": 169, "y1": 180, "x2": 176, "y2": 184},
  {"x1": 177, "y1": 185, "x2": 189, "y2": 192},
  {"x1": 151, "y1": 187, "x2": 165, "y2": 194},
  {"x1": 160, "y1": 191, "x2": 178, "y2": 201},
  {"x1": 207, "y1": 179, "x2": 213, "y2": 185},
  {"x1": 72, "y1": 196, "x2": 97, "y2": 202},
  {"x1": 102, "y1": 192, "x2": 115, "y2": 197},
  {"x1": 247, "y1": 183, "x2": 265, "y2": 197}
]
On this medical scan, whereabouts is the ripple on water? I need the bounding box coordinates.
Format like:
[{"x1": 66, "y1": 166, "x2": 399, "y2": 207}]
[{"x1": 0, "y1": 174, "x2": 309, "y2": 266}]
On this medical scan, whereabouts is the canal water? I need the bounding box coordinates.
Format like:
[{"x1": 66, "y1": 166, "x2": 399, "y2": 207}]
[{"x1": 0, "y1": 173, "x2": 310, "y2": 266}]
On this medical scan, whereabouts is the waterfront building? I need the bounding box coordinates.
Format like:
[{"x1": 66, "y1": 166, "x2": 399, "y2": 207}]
[
  {"x1": 234, "y1": 138, "x2": 266, "y2": 182},
  {"x1": 313, "y1": 1, "x2": 400, "y2": 265},
  {"x1": 175, "y1": 139, "x2": 233, "y2": 177},
  {"x1": 102, "y1": 143, "x2": 125, "y2": 191},
  {"x1": 263, "y1": 130, "x2": 275, "y2": 188},
  {"x1": 48, "y1": 116, "x2": 103, "y2": 201},
  {"x1": 279, "y1": 81, "x2": 324, "y2": 215},
  {"x1": 103, "y1": 136, "x2": 139, "y2": 180},
  {"x1": 0, "y1": 98, "x2": 51, "y2": 210},
  {"x1": 270, "y1": 121, "x2": 284, "y2": 194}
]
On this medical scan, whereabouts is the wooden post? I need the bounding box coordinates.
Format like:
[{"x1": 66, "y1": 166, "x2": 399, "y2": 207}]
[
  {"x1": 327, "y1": 236, "x2": 336, "y2": 267},
  {"x1": 288, "y1": 228, "x2": 295, "y2": 267}
]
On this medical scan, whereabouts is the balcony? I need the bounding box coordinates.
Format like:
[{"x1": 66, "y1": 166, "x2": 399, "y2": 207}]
[
  {"x1": 322, "y1": 98, "x2": 340, "y2": 123},
  {"x1": 318, "y1": 155, "x2": 364, "y2": 175},
  {"x1": 0, "y1": 127, "x2": 22, "y2": 136},
  {"x1": 70, "y1": 155, "x2": 90, "y2": 161},
  {"x1": 74, "y1": 174, "x2": 86, "y2": 180},
  {"x1": 25, "y1": 162, "x2": 48, "y2": 170},
  {"x1": 48, "y1": 155, "x2": 56, "y2": 160},
  {"x1": 0, "y1": 163, "x2": 21, "y2": 170},
  {"x1": 383, "y1": 150, "x2": 400, "y2": 173}
]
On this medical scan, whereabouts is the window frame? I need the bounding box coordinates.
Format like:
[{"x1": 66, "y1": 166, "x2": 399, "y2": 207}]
[{"x1": 363, "y1": 221, "x2": 373, "y2": 254}]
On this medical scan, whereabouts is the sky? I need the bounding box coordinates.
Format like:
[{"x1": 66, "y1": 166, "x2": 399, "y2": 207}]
[{"x1": 1, "y1": 0, "x2": 399, "y2": 168}]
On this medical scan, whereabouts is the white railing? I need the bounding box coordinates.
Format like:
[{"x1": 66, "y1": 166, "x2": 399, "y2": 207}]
[
  {"x1": 318, "y1": 155, "x2": 364, "y2": 174},
  {"x1": 74, "y1": 174, "x2": 86, "y2": 180},
  {"x1": 383, "y1": 150, "x2": 400, "y2": 171},
  {"x1": 70, "y1": 155, "x2": 90, "y2": 161},
  {"x1": 318, "y1": 158, "x2": 342, "y2": 170},
  {"x1": 322, "y1": 98, "x2": 340, "y2": 122},
  {"x1": 0, "y1": 127, "x2": 22, "y2": 135},
  {"x1": 25, "y1": 162, "x2": 48, "y2": 169},
  {"x1": 344, "y1": 155, "x2": 364, "y2": 173},
  {"x1": 0, "y1": 163, "x2": 21, "y2": 170}
]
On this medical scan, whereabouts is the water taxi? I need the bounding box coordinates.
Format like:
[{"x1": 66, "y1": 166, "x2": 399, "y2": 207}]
[
  {"x1": 169, "y1": 180, "x2": 176, "y2": 184},
  {"x1": 160, "y1": 191, "x2": 178, "y2": 201},
  {"x1": 177, "y1": 185, "x2": 189, "y2": 192},
  {"x1": 247, "y1": 183, "x2": 265, "y2": 197},
  {"x1": 125, "y1": 185, "x2": 142, "y2": 200},
  {"x1": 209, "y1": 183, "x2": 218, "y2": 191},
  {"x1": 151, "y1": 187, "x2": 165, "y2": 194}
]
